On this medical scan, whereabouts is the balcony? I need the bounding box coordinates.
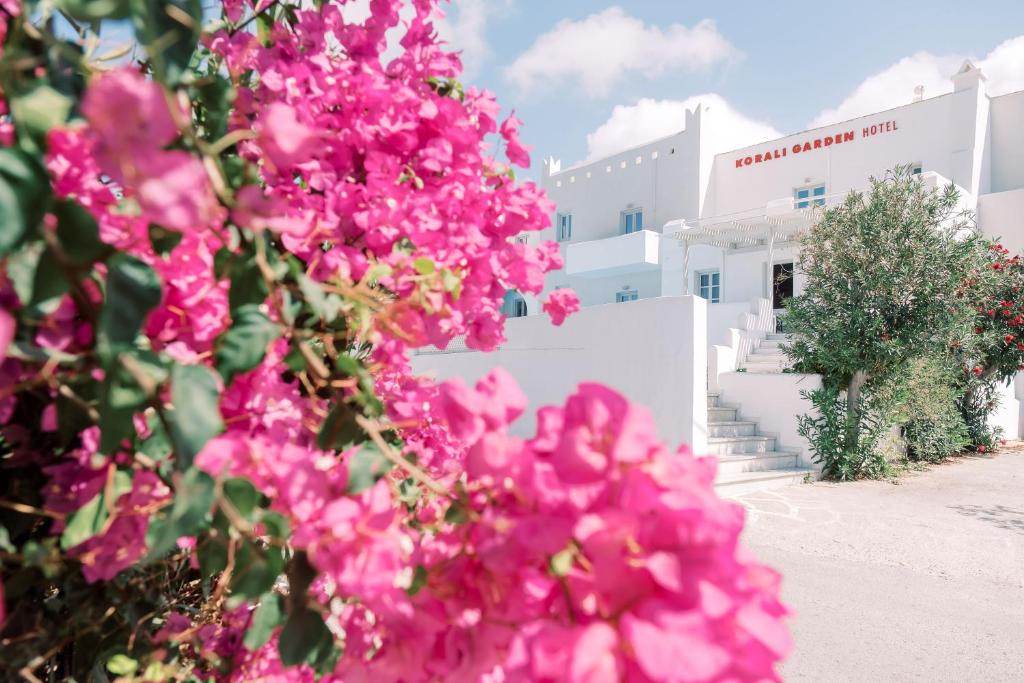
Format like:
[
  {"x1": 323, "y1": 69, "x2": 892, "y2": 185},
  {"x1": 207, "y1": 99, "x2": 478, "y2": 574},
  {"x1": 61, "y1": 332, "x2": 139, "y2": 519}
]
[{"x1": 564, "y1": 229, "x2": 661, "y2": 278}]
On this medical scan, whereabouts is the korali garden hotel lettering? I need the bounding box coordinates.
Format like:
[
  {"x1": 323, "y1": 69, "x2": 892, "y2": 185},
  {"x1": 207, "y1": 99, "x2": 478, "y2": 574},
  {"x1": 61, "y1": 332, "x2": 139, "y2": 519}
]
[{"x1": 735, "y1": 120, "x2": 900, "y2": 168}]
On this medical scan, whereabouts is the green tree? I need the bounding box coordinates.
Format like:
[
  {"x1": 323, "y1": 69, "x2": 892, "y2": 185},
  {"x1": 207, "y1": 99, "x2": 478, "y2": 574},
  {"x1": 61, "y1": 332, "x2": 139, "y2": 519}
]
[{"x1": 783, "y1": 168, "x2": 981, "y2": 472}]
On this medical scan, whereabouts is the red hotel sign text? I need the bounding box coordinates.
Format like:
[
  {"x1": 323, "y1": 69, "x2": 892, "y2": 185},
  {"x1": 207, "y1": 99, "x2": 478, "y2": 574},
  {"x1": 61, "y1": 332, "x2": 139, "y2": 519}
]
[{"x1": 735, "y1": 120, "x2": 900, "y2": 169}]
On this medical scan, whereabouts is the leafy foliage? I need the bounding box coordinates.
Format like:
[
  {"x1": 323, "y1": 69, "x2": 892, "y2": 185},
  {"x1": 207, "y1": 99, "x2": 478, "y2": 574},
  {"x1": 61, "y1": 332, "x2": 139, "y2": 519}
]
[{"x1": 783, "y1": 168, "x2": 1002, "y2": 477}]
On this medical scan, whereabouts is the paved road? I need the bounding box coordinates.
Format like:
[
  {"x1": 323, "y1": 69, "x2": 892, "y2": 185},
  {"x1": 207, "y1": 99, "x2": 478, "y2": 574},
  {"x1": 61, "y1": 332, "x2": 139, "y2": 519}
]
[{"x1": 736, "y1": 447, "x2": 1024, "y2": 682}]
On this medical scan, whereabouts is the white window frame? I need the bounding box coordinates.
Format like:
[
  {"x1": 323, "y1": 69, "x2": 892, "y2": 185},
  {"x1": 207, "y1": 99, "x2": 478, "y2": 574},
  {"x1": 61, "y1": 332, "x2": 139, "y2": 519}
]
[
  {"x1": 794, "y1": 183, "x2": 826, "y2": 209},
  {"x1": 621, "y1": 207, "x2": 644, "y2": 234},
  {"x1": 555, "y1": 212, "x2": 572, "y2": 242},
  {"x1": 909, "y1": 162, "x2": 923, "y2": 175},
  {"x1": 695, "y1": 269, "x2": 721, "y2": 304},
  {"x1": 616, "y1": 289, "x2": 639, "y2": 303}
]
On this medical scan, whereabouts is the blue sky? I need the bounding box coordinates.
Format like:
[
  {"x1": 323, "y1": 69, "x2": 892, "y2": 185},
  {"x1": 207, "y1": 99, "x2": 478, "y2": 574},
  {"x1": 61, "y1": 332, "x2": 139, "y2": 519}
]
[{"x1": 440, "y1": 1, "x2": 1024, "y2": 175}]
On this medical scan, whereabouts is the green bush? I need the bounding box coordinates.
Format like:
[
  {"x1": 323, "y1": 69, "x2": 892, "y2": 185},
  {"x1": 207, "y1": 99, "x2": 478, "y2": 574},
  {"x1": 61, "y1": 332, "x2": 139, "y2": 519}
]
[
  {"x1": 957, "y1": 382, "x2": 1004, "y2": 452},
  {"x1": 895, "y1": 359, "x2": 970, "y2": 462},
  {"x1": 797, "y1": 384, "x2": 895, "y2": 480}
]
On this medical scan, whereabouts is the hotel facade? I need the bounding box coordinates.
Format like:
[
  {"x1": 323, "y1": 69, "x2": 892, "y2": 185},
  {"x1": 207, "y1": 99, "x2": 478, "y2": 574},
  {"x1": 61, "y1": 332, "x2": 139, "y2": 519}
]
[{"x1": 415, "y1": 62, "x2": 1024, "y2": 492}]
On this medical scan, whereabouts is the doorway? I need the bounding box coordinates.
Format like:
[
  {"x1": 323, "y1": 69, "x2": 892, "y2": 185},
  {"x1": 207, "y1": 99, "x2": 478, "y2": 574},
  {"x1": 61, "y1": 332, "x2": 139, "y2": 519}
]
[{"x1": 772, "y1": 262, "x2": 794, "y2": 311}]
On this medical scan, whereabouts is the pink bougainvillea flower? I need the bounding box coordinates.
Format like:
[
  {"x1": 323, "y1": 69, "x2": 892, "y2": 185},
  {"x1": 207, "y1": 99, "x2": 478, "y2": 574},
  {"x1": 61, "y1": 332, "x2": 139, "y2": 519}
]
[
  {"x1": 500, "y1": 112, "x2": 531, "y2": 168},
  {"x1": 543, "y1": 288, "x2": 581, "y2": 326},
  {"x1": 257, "y1": 102, "x2": 317, "y2": 170},
  {"x1": 0, "y1": 309, "x2": 14, "y2": 362},
  {"x1": 134, "y1": 151, "x2": 221, "y2": 233}
]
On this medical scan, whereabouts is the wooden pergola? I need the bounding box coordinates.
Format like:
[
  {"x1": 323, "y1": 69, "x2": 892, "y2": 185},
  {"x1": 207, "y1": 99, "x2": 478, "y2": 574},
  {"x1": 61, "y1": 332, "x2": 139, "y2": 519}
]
[{"x1": 664, "y1": 204, "x2": 824, "y2": 298}]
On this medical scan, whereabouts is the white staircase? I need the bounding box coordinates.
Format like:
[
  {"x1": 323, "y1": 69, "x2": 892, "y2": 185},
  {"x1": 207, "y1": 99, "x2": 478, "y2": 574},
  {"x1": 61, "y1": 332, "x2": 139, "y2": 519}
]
[
  {"x1": 739, "y1": 333, "x2": 792, "y2": 373},
  {"x1": 708, "y1": 391, "x2": 811, "y2": 495}
]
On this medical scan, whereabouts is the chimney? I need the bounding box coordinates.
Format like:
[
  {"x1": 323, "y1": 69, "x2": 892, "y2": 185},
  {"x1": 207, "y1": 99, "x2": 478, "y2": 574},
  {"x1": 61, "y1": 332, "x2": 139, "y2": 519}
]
[{"x1": 912, "y1": 85, "x2": 924, "y2": 103}]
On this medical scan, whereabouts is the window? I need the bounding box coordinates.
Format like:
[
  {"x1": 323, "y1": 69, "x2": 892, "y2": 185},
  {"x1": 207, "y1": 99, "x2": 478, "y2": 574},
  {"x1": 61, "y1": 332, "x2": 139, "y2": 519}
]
[
  {"x1": 696, "y1": 270, "x2": 721, "y2": 303},
  {"x1": 911, "y1": 162, "x2": 923, "y2": 175},
  {"x1": 616, "y1": 289, "x2": 638, "y2": 303},
  {"x1": 621, "y1": 207, "x2": 643, "y2": 234},
  {"x1": 501, "y1": 291, "x2": 528, "y2": 318},
  {"x1": 513, "y1": 234, "x2": 528, "y2": 245},
  {"x1": 556, "y1": 212, "x2": 572, "y2": 242},
  {"x1": 795, "y1": 184, "x2": 825, "y2": 209}
]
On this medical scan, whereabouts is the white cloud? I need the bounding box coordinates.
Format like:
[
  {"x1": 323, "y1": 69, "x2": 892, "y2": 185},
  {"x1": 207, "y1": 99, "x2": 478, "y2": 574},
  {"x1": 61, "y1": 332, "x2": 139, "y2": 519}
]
[
  {"x1": 505, "y1": 7, "x2": 738, "y2": 98},
  {"x1": 584, "y1": 95, "x2": 781, "y2": 162},
  {"x1": 436, "y1": 0, "x2": 513, "y2": 80},
  {"x1": 810, "y1": 35, "x2": 1024, "y2": 128}
]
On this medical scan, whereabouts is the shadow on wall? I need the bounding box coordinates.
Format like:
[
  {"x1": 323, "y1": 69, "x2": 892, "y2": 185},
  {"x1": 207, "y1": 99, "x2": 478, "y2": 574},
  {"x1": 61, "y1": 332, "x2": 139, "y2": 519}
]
[{"x1": 948, "y1": 503, "x2": 1024, "y2": 535}]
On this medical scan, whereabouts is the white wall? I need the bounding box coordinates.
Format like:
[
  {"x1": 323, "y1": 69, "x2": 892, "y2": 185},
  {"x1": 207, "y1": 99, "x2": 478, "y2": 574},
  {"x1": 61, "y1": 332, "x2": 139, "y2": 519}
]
[
  {"x1": 978, "y1": 188, "x2": 1024, "y2": 257},
  {"x1": 706, "y1": 94, "x2": 974, "y2": 219},
  {"x1": 989, "y1": 377, "x2": 1023, "y2": 441},
  {"x1": 989, "y1": 90, "x2": 1024, "y2": 194},
  {"x1": 718, "y1": 372, "x2": 824, "y2": 469},
  {"x1": 412, "y1": 296, "x2": 709, "y2": 453}
]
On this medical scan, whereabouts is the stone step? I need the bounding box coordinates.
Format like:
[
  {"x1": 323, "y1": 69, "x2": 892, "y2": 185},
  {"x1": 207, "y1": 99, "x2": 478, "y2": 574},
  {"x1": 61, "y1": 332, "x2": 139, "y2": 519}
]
[
  {"x1": 708, "y1": 420, "x2": 758, "y2": 437},
  {"x1": 748, "y1": 350, "x2": 787, "y2": 360},
  {"x1": 707, "y1": 406, "x2": 738, "y2": 422},
  {"x1": 714, "y1": 467, "x2": 813, "y2": 497},
  {"x1": 745, "y1": 358, "x2": 790, "y2": 368},
  {"x1": 716, "y1": 452, "x2": 800, "y2": 475},
  {"x1": 707, "y1": 393, "x2": 720, "y2": 408},
  {"x1": 706, "y1": 435, "x2": 776, "y2": 455},
  {"x1": 741, "y1": 359, "x2": 789, "y2": 374},
  {"x1": 758, "y1": 338, "x2": 787, "y2": 348},
  {"x1": 740, "y1": 365, "x2": 788, "y2": 374},
  {"x1": 765, "y1": 333, "x2": 791, "y2": 341}
]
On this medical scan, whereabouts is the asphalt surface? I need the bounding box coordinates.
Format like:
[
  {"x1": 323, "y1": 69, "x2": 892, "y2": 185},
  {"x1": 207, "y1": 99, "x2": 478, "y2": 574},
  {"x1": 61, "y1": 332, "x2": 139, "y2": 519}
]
[{"x1": 736, "y1": 446, "x2": 1024, "y2": 682}]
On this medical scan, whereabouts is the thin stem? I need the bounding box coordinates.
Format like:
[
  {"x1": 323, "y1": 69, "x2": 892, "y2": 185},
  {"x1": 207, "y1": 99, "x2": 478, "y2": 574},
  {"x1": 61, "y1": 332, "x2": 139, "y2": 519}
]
[{"x1": 354, "y1": 414, "x2": 450, "y2": 498}]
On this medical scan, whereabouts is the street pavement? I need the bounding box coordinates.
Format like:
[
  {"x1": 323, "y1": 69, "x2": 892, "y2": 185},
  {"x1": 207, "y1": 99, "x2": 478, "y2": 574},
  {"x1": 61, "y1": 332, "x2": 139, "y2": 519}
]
[{"x1": 736, "y1": 446, "x2": 1024, "y2": 682}]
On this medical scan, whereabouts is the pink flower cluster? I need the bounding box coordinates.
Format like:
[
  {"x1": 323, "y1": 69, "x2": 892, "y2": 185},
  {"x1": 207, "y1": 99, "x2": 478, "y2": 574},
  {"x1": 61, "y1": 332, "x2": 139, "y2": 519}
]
[
  {"x1": 0, "y1": 0, "x2": 791, "y2": 678},
  {"x1": 183, "y1": 372, "x2": 789, "y2": 681}
]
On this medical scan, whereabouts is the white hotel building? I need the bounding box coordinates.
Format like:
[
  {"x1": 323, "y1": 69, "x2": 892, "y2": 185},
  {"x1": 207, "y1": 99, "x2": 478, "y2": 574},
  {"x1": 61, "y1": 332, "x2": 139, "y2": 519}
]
[{"x1": 416, "y1": 62, "x2": 1024, "y2": 491}]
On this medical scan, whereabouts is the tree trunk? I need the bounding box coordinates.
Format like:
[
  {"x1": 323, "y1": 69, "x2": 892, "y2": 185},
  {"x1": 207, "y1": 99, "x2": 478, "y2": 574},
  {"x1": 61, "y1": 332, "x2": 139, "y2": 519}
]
[{"x1": 847, "y1": 370, "x2": 869, "y2": 452}]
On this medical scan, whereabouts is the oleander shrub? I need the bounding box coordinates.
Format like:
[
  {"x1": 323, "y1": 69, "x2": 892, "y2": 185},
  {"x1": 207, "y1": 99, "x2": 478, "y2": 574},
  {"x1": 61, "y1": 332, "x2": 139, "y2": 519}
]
[
  {"x1": 896, "y1": 358, "x2": 970, "y2": 463},
  {"x1": 783, "y1": 168, "x2": 1023, "y2": 478}
]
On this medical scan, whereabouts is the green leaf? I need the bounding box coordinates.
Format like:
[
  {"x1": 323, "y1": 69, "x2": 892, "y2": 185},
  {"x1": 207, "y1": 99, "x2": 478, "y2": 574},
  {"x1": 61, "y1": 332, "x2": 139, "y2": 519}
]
[
  {"x1": 406, "y1": 565, "x2": 428, "y2": 597},
  {"x1": 28, "y1": 249, "x2": 70, "y2": 308},
  {"x1": 60, "y1": 491, "x2": 107, "y2": 550},
  {"x1": 168, "y1": 364, "x2": 223, "y2": 470},
  {"x1": 0, "y1": 148, "x2": 50, "y2": 257},
  {"x1": 278, "y1": 609, "x2": 334, "y2": 669},
  {"x1": 106, "y1": 654, "x2": 138, "y2": 676},
  {"x1": 412, "y1": 257, "x2": 435, "y2": 275},
  {"x1": 98, "y1": 255, "x2": 162, "y2": 364},
  {"x1": 98, "y1": 350, "x2": 168, "y2": 454},
  {"x1": 131, "y1": 0, "x2": 202, "y2": 85},
  {"x1": 138, "y1": 413, "x2": 173, "y2": 461},
  {"x1": 223, "y1": 477, "x2": 260, "y2": 519},
  {"x1": 198, "y1": 530, "x2": 228, "y2": 580},
  {"x1": 59, "y1": 472, "x2": 130, "y2": 550},
  {"x1": 148, "y1": 224, "x2": 184, "y2": 258},
  {"x1": 243, "y1": 593, "x2": 285, "y2": 651},
  {"x1": 549, "y1": 548, "x2": 574, "y2": 577},
  {"x1": 55, "y1": 199, "x2": 110, "y2": 267},
  {"x1": 10, "y1": 83, "x2": 73, "y2": 147},
  {"x1": 317, "y1": 402, "x2": 365, "y2": 452},
  {"x1": 146, "y1": 468, "x2": 215, "y2": 559},
  {"x1": 344, "y1": 444, "x2": 394, "y2": 495},
  {"x1": 258, "y1": 511, "x2": 289, "y2": 539},
  {"x1": 230, "y1": 541, "x2": 284, "y2": 599},
  {"x1": 215, "y1": 305, "x2": 281, "y2": 384},
  {"x1": 228, "y1": 256, "x2": 269, "y2": 312},
  {"x1": 444, "y1": 501, "x2": 469, "y2": 525},
  {"x1": 58, "y1": 0, "x2": 132, "y2": 21}
]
